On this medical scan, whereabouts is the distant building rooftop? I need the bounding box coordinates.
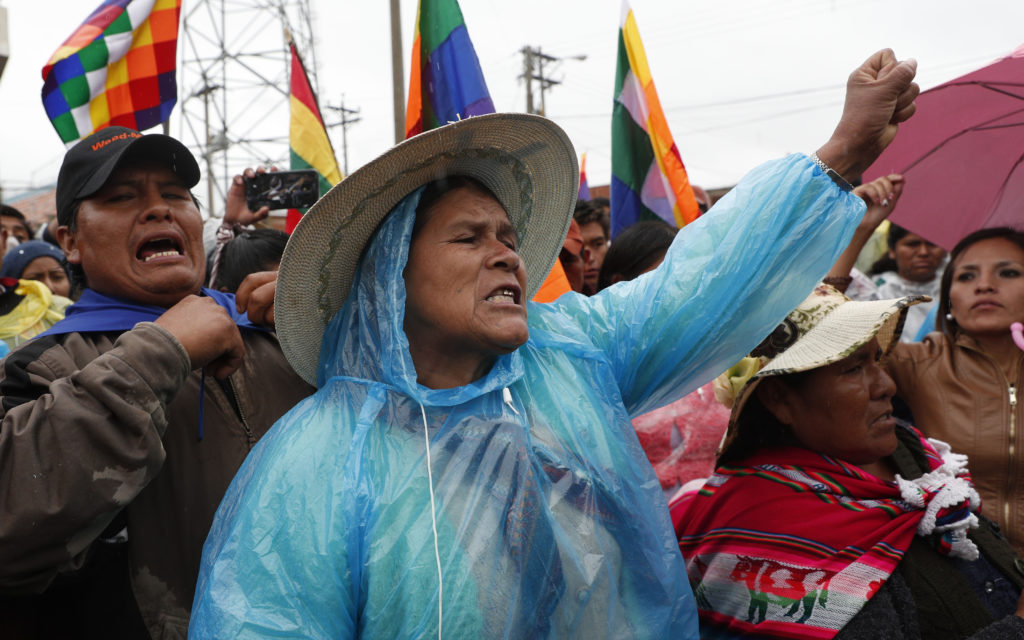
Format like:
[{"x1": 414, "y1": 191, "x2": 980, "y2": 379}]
[{"x1": 4, "y1": 185, "x2": 57, "y2": 229}]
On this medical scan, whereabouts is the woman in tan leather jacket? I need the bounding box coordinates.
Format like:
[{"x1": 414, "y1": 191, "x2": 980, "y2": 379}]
[{"x1": 883, "y1": 227, "x2": 1024, "y2": 556}]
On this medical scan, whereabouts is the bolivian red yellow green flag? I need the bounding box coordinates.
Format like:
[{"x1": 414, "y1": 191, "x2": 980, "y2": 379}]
[
  {"x1": 288, "y1": 42, "x2": 342, "y2": 232},
  {"x1": 611, "y1": 2, "x2": 699, "y2": 238}
]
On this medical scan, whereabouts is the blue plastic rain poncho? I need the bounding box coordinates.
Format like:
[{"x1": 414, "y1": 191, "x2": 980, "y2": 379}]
[{"x1": 190, "y1": 155, "x2": 865, "y2": 639}]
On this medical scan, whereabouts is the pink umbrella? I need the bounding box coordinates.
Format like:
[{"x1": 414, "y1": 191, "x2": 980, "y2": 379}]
[{"x1": 864, "y1": 45, "x2": 1024, "y2": 250}]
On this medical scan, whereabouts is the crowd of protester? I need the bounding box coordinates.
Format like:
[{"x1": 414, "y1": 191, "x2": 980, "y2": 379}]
[{"x1": 0, "y1": 47, "x2": 1022, "y2": 640}]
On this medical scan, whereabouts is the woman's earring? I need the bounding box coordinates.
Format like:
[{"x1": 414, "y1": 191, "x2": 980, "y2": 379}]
[{"x1": 946, "y1": 312, "x2": 955, "y2": 322}]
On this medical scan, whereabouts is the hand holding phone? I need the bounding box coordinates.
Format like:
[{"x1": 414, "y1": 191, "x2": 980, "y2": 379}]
[{"x1": 244, "y1": 169, "x2": 320, "y2": 211}]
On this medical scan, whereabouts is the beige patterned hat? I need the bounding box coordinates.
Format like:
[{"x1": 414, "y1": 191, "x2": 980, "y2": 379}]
[
  {"x1": 714, "y1": 284, "x2": 928, "y2": 431},
  {"x1": 275, "y1": 113, "x2": 578, "y2": 385}
]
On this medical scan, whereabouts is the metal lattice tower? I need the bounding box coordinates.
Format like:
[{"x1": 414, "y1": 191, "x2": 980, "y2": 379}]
[{"x1": 176, "y1": 0, "x2": 317, "y2": 217}]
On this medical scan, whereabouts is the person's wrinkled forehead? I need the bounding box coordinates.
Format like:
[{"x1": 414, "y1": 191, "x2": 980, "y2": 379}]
[{"x1": 412, "y1": 176, "x2": 515, "y2": 234}]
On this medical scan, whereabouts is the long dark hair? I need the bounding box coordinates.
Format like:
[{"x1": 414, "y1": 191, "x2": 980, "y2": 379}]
[{"x1": 937, "y1": 226, "x2": 1024, "y2": 335}]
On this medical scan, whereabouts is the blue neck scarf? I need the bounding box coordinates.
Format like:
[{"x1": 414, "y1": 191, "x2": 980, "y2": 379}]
[{"x1": 40, "y1": 287, "x2": 264, "y2": 337}]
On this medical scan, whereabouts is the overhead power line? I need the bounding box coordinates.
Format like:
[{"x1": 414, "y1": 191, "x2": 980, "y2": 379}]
[{"x1": 519, "y1": 46, "x2": 586, "y2": 116}]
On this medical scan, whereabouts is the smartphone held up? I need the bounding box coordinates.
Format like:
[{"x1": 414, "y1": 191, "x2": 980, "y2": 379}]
[{"x1": 244, "y1": 169, "x2": 320, "y2": 211}]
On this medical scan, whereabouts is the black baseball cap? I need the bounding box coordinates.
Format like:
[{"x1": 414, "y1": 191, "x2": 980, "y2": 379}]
[{"x1": 56, "y1": 126, "x2": 201, "y2": 226}]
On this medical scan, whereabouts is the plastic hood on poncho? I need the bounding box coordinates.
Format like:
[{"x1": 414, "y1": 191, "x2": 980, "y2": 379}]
[
  {"x1": 192, "y1": 153, "x2": 864, "y2": 639},
  {"x1": 313, "y1": 187, "x2": 689, "y2": 635},
  {"x1": 193, "y1": 187, "x2": 699, "y2": 639},
  {"x1": 317, "y1": 186, "x2": 524, "y2": 405}
]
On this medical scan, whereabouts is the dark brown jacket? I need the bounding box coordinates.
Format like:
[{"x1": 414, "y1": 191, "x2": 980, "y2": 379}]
[{"x1": 0, "y1": 322, "x2": 313, "y2": 639}]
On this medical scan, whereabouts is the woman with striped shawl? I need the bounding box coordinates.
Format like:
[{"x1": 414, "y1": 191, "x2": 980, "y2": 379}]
[{"x1": 672, "y1": 284, "x2": 1024, "y2": 639}]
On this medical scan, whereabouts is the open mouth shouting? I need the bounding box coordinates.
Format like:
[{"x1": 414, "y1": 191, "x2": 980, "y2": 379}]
[
  {"x1": 485, "y1": 285, "x2": 521, "y2": 305},
  {"x1": 137, "y1": 233, "x2": 185, "y2": 263}
]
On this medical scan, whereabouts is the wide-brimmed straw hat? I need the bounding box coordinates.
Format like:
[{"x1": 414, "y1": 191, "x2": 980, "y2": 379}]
[
  {"x1": 276, "y1": 112, "x2": 578, "y2": 385},
  {"x1": 714, "y1": 284, "x2": 928, "y2": 435}
]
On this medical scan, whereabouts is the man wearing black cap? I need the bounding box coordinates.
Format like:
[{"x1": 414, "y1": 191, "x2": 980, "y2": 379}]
[{"x1": 0, "y1": 127, "x2": 313, "y2": 639}]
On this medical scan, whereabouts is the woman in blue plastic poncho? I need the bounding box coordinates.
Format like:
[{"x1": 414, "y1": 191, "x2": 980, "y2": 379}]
[{"x1": 190, "y1": 50, "x2": 920, "y2": 639}]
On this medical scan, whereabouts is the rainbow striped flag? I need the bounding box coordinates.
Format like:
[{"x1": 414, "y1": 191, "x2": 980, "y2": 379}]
[
  {"x1": 578, "y1": 152, "x2": 591, "y2": 201},
  {"x1": 404, "y1": 0, "x2": 494, "y2": 138},
  {"x1": 287, "y1": 42, "x2": 342, "y2": 232},
  {"x1": 41, "y1": 0, "x2": 181, "y2": 144},
  {"x1": 610, "y1": 2, "x2": 699, "y2": 238}
]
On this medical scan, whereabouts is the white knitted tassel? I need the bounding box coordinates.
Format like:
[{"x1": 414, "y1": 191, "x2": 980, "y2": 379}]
[{"x1": 895, "y1": 438, "x2": 981, "y2": 561}]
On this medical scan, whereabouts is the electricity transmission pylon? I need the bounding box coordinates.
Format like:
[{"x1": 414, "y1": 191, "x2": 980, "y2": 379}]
[{"x1": 176, "y1": 0, "x2": 318, "y2": 217}]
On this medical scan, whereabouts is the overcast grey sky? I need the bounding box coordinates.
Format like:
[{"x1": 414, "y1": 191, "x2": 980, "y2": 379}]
[{"x1": 2, "y1": 0, "x2": 1023, "y2": 206}]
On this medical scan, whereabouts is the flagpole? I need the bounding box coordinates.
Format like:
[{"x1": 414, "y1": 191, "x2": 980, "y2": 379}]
[{"x1": 389, "y1": 0, "x2": 405, "y2": 143}]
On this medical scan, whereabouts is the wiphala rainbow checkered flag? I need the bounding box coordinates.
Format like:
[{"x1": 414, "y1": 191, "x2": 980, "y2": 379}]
[
  {"x1": 42, "y1": 0, "x2": 181, "y2": 144},
  {"x1": 611, "y1": 1, "x2": 700, "y2": 238}
]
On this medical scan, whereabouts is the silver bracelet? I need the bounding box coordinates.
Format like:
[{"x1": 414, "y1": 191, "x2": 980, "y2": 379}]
[{"x1": 810, "y1": 153, "x2": 854, "y2": 193}]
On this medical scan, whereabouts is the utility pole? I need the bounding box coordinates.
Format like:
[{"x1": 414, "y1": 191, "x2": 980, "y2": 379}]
[
  {"x1": 389, "y1": 0, "x2": 405, "y2": 143},
  {"x1": 326, "y1": 98, "x2": 362, "y2": 176},
  {"x1": 191, "y1": 80, "x2": 222, "y2": 211},
  {"x1": 519, "y1": 46, "x2": 586, "y2": 116},
  {"x1": 178, "y1": 0, "x2": 318, "y2": 217},
  {"x1": 521, "y1": 46, "x2": 535, "y2": 114}
]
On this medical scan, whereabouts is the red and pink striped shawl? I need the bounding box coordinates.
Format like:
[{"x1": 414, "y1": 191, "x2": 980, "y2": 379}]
[{"x1": 674, "y1": 429, "x2": 973, "y2": 639}]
